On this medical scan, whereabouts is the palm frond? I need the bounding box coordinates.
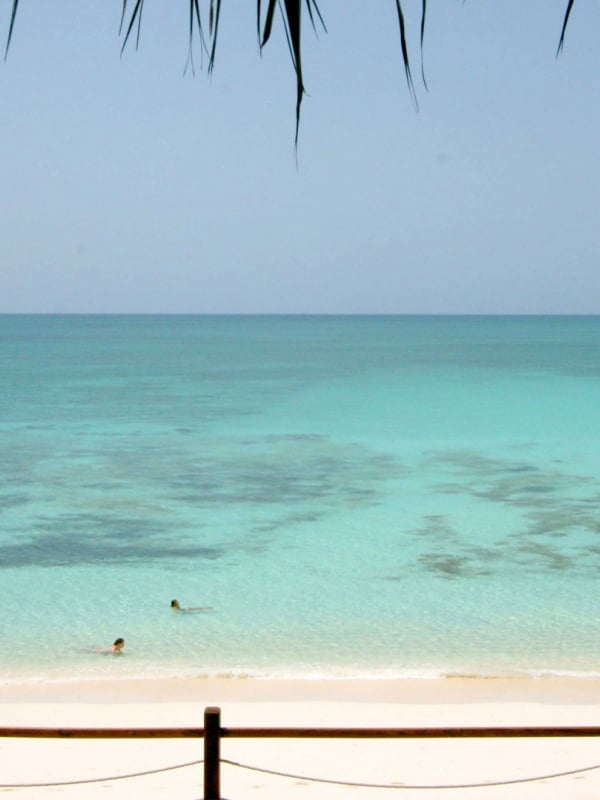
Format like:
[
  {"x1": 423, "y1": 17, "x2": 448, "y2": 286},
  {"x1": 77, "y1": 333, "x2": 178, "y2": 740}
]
[
  {"x1": 185, "y1": 0, "x2": 208, "y2": 76},
  {"x1": 119, "y1": 0, "x2": 128, "y2": 36},
  {"x1": 281, "y1": 0, "x2": 305, "y2": 147},
  {"x1": 394, "y1": 0, "x2": 418, "y2": 110},
  {"x1": 120, "y1": 0, "x2": 145, "y2": 54},
  {"x1": 557, "y1": 0, "x2": 575, "y2": 55},
  {"x1": 260, "y1": 0, "x2": 322, "y2": 146},
  {"x1": 4, "y1": 0, "x2": 19, "y2": 61},
  {"x1": 259, "y1": 0, "x2": 278, "y2": 48},
  {"x1": 305, "y1": 0, "x2": 326, "y2": 36},
  {"x1": 3, "y1": 0, "x2": 580, "y2": 144},
  {"x1": 207, "y1": 0, "x2": 222, "y2": 75},
  {"x1": 420, "y1": 0, "x2": 428, "y2": 91},
  {"x1": 135, "y1": 0, "x2": 144, "y2": 49}
]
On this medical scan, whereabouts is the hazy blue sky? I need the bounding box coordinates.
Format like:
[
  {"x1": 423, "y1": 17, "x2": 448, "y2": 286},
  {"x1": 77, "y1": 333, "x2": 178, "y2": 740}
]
[{"x1": 1, "y1": 1, "x2": 599, "y2": 313}]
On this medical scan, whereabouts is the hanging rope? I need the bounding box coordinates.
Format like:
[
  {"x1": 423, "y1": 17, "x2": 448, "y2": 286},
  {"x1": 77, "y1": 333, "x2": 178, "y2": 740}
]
[
  {"x1": 222, "y1": 756, "x2": 600, "y2": 790},
  {"x1": 0, "y1": 759, "x2": 202, "y2": 788},
  {"x1": 2, "y1": 753, "x2": 600, "y2": 791}
]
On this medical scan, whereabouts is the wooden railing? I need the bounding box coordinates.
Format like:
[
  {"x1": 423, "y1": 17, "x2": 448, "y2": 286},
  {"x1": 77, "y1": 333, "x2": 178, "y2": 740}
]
[{"x1": 3, "y1": 706, "x2": 600, "y2": 799}]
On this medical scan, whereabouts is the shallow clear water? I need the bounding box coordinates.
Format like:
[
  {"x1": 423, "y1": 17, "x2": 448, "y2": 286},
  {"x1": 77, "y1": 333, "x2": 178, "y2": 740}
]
[{"x1": 2, "y1": 314, "x2": 600, "y2": 682}]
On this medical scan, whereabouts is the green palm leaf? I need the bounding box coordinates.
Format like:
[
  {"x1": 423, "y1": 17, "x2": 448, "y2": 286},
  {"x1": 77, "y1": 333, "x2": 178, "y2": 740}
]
[
  {"x1": 394, "y1": 0, "x2": 417, "y2": 109},
  {"x1": 186, "y1": 0, "x2": 208, "y2": 76},
  {"x1": 2, "y1": 1, "x2": 581, "y2": 138},
  {"x1": 259, "y1": 0, "x2": 278, "y2": 48},
  {"x1": 120, "y1": 0, "x2": 145, "y2": 54},
  {"x1": 420, "y1": 0, "x2": 428, "y2": 91},
  {"x1": 282, "y1": 0, "x2": 304, "y2": 146},
  {"x1": 4, "y1": 0, "x2": 19, "y2": 60},
  {"x1": 207, "y1": 0, "x2": 222, "y2": 75},
  {"x1": 557, "y1": 0, "x2": 575, "y2": 55}
]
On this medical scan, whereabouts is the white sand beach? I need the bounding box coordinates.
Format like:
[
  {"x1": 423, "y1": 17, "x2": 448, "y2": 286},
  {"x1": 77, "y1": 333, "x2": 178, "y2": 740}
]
[{"x1": 1, "y1": 678, "x2": 600, "y2": 799}]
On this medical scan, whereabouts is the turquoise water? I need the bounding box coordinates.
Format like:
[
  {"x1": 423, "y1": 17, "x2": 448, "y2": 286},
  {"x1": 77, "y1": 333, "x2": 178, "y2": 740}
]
[{"x1": 1, "y1": 314, "x2": 600, "y2": 682}]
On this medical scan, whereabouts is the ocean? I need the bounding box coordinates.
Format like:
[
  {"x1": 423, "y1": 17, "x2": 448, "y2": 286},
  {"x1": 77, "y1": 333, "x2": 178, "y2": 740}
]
[{"x1": 1, "y1": 314, "x2": 600, "y2": 683}]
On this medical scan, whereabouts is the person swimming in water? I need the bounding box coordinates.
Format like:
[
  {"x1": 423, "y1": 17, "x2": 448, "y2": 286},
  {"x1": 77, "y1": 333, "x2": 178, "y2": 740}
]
[
  {"x1": 94, "y1": 637, "x2": 125, "y2": 655},
  {"x1": 171, "y1": 599, "x2": 212, "y2": 613}
]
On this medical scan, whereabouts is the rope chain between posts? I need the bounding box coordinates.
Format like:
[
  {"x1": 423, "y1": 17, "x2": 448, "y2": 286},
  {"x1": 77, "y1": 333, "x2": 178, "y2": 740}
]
[
  {"x1": 221, "y1": 757, "x2": 600, "y2": 790},
  {"x1": 0, "y1": 759, "x2": 202, "y2": 788},
  {"x1": 3, "y1": 755, "x2": 600, "y2": 791}
]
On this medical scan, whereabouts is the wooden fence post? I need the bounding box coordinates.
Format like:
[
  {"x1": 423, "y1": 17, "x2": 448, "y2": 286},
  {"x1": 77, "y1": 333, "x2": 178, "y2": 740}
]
[{"x1": 204, "y1": 706, "x2": 221, "y2": 800}]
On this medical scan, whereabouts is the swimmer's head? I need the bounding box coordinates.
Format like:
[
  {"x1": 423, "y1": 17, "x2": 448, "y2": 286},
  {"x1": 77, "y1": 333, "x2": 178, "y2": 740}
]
[
  {"x1": 112, "y1": 638, "x2": 125, "y2": 652},
  {"x1": 170, "y1": 599, "x2": 180, "y2": 610}
]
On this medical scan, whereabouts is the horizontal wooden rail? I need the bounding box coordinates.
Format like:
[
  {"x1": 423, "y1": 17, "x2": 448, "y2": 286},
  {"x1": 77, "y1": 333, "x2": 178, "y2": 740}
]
[
  {"x1": 221, "y1": 726, "x2": 600, "y2": 739},
  {"x1": 222, "y1": 726, "x2": 600, "y2": 738},
  {"x1": 0, "y1": 727, "x2": 204, "y2": 739},
  {"x1": 3, "y1": 725, "x2": 600, "y2": 739}
]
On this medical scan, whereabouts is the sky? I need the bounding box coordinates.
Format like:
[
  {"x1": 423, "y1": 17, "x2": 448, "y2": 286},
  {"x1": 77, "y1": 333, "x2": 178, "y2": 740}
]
[{"x1": 0, "y1": 1, "x2": 599, "y2": 314}]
